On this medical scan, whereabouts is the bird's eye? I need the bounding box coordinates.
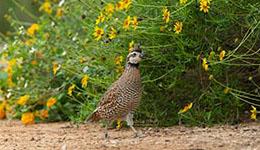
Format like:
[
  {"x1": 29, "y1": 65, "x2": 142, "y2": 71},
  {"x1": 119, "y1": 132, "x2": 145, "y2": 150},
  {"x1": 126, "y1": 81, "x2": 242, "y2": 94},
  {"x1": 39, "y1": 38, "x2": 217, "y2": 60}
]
[{"x1": 133, "y1": 53, "x2": 137, "y2": 57}]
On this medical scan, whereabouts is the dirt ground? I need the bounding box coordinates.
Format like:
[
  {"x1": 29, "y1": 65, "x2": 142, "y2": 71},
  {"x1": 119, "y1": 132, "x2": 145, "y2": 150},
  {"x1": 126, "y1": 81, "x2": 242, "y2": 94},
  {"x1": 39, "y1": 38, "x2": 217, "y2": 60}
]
[{"x1": 0, "y1": 121, "x2": 259, "y2": 150}]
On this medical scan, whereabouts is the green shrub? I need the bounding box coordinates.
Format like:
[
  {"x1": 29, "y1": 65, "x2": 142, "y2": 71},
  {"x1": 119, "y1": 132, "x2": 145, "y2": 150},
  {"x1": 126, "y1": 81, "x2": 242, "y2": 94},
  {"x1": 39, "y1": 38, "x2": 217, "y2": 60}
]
[{"x1": 0, "y1": 0, "x2": 259, "y2": 126}]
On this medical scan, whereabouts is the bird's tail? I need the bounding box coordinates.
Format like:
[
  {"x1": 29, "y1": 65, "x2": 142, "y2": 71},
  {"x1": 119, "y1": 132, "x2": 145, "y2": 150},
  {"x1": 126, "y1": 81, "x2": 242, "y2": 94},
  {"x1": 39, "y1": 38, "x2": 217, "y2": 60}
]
[{"x1": 85, "y1": 110, "x2": 101, "y2": 123}]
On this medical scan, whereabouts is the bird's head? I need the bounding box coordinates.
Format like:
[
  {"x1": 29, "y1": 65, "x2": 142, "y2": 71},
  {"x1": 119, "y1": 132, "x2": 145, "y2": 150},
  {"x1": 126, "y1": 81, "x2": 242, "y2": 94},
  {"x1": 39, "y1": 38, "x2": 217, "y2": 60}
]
[{"x1": 126, "y1": 44, "x2": 144, "y2": 66}]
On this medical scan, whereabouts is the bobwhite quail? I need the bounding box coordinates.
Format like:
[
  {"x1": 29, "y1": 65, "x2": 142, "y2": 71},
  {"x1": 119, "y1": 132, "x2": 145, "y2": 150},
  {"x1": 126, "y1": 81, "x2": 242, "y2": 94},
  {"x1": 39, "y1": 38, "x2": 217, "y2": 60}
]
[{"x1": 86, "y1": 44, "x2": 144, "y2": 138}]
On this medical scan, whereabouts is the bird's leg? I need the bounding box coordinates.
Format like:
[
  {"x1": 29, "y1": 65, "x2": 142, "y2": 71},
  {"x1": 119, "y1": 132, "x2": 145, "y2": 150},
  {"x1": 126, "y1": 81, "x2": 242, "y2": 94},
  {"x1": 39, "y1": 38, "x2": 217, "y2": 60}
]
[
  {"x1": 130, "y1": 125, "x2": 138, "y2": 138},
  {"x1": 104, "y1": 121, "x2": 109, "y2": 140},
  {"x1": 125, "y1": 112, "x2": 139, "y2": 137}
]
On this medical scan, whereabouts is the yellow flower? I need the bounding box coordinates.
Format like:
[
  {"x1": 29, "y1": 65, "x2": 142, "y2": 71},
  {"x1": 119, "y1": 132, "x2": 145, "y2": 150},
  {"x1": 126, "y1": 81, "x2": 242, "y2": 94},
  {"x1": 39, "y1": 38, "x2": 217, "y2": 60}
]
[
  {"x1": 160, "y1": 26, "x2": 166, "y2": 32},
  {"x1": 248, "y1": 76, "x2": 253, "y2": 81},
  {"x1": 6, "y1": 59, "x2": 16, "y2": 87},
  {"x1": 17, "y1": 95, "x2": 30, "y2": 106},
  {"x1": 36, "y1": 51, "x2": 44, "y2": 59},
  {"x1": 208, "y1": 51, "x2": 215, "y2": 60},
  {"x1": 39, "y1": 1, "x2": 52, "y2": 14},
  {"x1": 116, "y1": 0, "x2": 132, "y2": 10},
  {"x1": 209, "y1": 74, "x2": 214, "y2": 80},
  {"x1": 44, "y1": 33, "x2": 50, "y2": 40},
  {"x1": 21, "y1": 112, "x2": 35, "y2": 125},
  {"x1": 116, "y1": 1, "x2": 124, "y2": 10},
  {"x1": 95, "y1": 12, "x2": 105, "y2": 25},
  {"x1": 250, "y1": 106, "x2": 257, "y2": 121},
  {"x1": 93, "y1": 26, "x2": 104, "y2": 41},
  {"x1": 199, "y1": 0, "x2": 210, "y2": 13},
  {"x1": 109, "y1": 27, "x2": 117, "y2": 40},
  {"x1": 46, "y1": 97, "x2": 57, "y2": 108},
  {"x1": 115, "y1": 56, "x2": 124, "y2": 65},
  {"x1": 25, "y1": 38, "x2": 36, "y2": 46},
  {"x1": 81, "y1": 75, "x2": 89, "y2": 88},
  {"x1": 174, "y1": 21, "x2": 183, "y2": 34},
  {"x1": 31, "y1": 60, "x2": 37, "y2": 65},
  {"x1": 34, "y1": 110, "x2": 40, "y2": 117},
  {"x1": 105, "y1": 3, "x2": 114, "y2": 16},
  {"x1": 123, "y1": 16, "x2": 131, "y2": 31},
  {"x1": 129, "y1": 40, "x2": 134, "y2": 52},
  {"x1": 116, "y1": 119, "x2": 122, "y2": 129},
  {"x1": 116, "y1": 65, "x2": 124, "y2": 74},
  {"x1": 132, "y1": 16, "x2": 138, "y2": 30},
  {"x1": 5, "y1": 103, "x2": 12, "y2": 113},
  {"x1": 180, "y1": 0, "x2": 188, "y2": 4},
  {"x1": 162, "y1": 7, "x2": 170, "y2": 23},
  {"x1": 68, "y1": 84, "x2": 76, "y2": 96},
  {"x1": 27, "y1": 24, "x2": 40, "y2": 36},
  {"x1": 56, "y1": 7, "x2": 63, "y2": 18},
  {"x1": 122, "y1": 0, "x2": 132, "y2": 10},
  {"x1": 40, "y1": 109, "x2": 49, "y2": 119},
  {"x1": 202, "y1": 58, "x2": 208, "y2": 71},
  {"x1": 179, "y1": 103, "x2": 193, "y2": 114},
  {"x1": 52, "y1": 62, "x2": 60, "y2": 75},
  {"x1": 219, "y1": 50, "x2": 226, "y2": 61},
  {"x1": 0, "y1": 104, "x2": 6, "y2": 119},
  {"x1": 224, "y1": 87, "x2": 230, "y2": 94}
]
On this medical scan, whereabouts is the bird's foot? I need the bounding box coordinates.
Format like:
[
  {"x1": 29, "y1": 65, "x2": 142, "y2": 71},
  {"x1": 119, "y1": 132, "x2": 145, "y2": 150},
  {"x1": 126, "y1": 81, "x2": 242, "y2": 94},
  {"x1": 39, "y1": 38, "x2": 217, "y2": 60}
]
[
  {"x1": 105, "y1": 132, "x2": 109, "y2": 139},
  {"x1": 132, "y1": 131, "x2": 144, "y2": 138}
]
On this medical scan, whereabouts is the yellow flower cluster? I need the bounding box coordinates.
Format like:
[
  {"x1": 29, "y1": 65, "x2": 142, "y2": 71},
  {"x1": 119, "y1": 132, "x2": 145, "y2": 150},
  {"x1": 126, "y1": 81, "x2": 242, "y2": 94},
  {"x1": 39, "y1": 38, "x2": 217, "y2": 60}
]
[
  {"x1": 200, "y1": 0, "x2": 211, "y2": 13},
  {"x1": 115, "y1": 55, "x2": 124, "y2": 74},
  {"x1": 93, "y1": 0, "x2": 136, "y2": 41},
  {"x1": 6, "y1": 59, "x2": 16, "y2": 87},
  {"x1": 17, "y1": 95, "x2": 30, "y2": 106},
  {"x1": 199, "y1": 48, "x2": 228, "y2": 71},
  {"x1": 162, "y1": 8, "x2": 183, "y2": 34},
  {"x1": 20, "y1": 96, "x2": 56, "y2": 124},
  {"x1": 27, "y1": 23, "x2": 40, "y2": 37},
  {"x1": 39, "y1": 1, "x2": 52, "y2": 14},
  {"x1": 123, "y1": 16, "x2": 139, "y2": 31},
  {"x1": 21, "y1": 112, "x2": 35, "y2": 125}
]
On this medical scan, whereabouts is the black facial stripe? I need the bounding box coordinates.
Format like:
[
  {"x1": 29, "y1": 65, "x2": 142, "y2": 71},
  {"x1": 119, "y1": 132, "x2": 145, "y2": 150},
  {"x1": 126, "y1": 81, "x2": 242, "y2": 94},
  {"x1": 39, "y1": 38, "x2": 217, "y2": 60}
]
[{"x1": 128, "y1": 62, "x2": 139, "y2": 68}]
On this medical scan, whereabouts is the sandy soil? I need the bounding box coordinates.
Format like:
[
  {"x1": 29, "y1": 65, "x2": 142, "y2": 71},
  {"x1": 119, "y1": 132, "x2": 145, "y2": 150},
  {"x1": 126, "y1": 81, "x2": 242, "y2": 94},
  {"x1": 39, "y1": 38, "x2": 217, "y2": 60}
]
[{"x1": 0, "y1": 120, "x2": 259, "y2": 150}]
